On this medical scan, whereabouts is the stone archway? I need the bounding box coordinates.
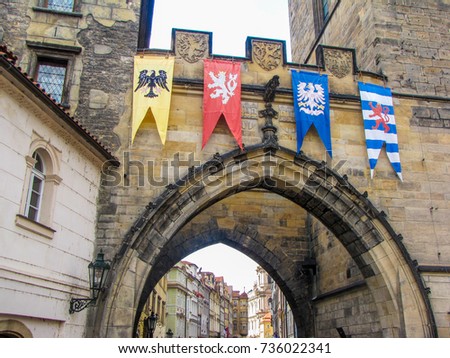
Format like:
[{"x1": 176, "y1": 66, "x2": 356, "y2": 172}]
[
  {"x1": 93, "y1": 143, "x2": 436, "y2": 338},
  {"x1": 136, "y1": 222, "x2": 315, "y2": 337}
]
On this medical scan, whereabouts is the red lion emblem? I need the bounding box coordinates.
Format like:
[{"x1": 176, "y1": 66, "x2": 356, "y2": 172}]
[{"x1": 369, "y1": 102, "x2": 390, "y2": 133}]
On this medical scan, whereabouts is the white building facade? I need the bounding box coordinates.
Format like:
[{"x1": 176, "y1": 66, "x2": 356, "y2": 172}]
[
  {"x1": 0, "y1": 47, "x2": 118, "y2": 337},
  {"x1": 248, "y1": 266, "x2": 273, "y2": 338}
]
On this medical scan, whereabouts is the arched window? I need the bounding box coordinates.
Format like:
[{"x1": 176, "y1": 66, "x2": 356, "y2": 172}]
[
  {"x1": 0, "y1": 320, "x2": 33, "y2": 338},
  {"x1": 16, "y1": 139, "x2": 62, "y2": 239},
  {"x1": 25, "y1": 152, "x2": 45, "y2": 221}
]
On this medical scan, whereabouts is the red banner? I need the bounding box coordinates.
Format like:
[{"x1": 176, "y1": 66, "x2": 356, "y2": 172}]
[{"x1": 203, "y1": 59, "x2": 242, "y2": 149}]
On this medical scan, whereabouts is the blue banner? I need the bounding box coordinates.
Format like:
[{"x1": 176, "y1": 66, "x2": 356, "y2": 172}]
[
  {"x1": 358, "y1": 82, "x2": 402, "y2": 181},
  {"x1": 291, "y1": 70, "x2": 332, "y2": 157}
]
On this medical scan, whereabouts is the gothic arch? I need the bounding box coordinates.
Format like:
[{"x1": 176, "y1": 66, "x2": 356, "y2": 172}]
[{"x1": 94, "y1": 144, "x2": 436, "y2": 337}]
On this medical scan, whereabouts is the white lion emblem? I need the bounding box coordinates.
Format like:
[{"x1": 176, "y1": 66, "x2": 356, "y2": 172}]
[
  {"x1": 208, "y1": 71, "x2": 238, "y2": 104},
  {"x1": 297, "y1": 82, "x2": 326, "y2": 116}
]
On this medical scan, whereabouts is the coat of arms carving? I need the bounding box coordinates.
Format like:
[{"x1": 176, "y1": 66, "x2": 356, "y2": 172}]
[
  {"x1": 176, "y1": 32, "x2": 209, "y2": 63},
  {"x1": 323, "y1": 48, "x2": 353, "y2": 78},
  {"x1": 252, "y1": 40, "x2": 282, "y2": 71}
]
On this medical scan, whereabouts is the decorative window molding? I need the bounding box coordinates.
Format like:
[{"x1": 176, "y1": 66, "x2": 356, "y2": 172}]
[
  {"x1": 15, "y1": 214, "x2": 56, "y2": 240},
  {"x1": 35, "y1": 58, "x2": 68, "y2": 105},
  {"x1": 17, "y1": 133, "x2": 62, "y2": 238},
  {"x1": 0, "y1": 320, "x2": 33, "y2": 338},
  {"x1": 27, "y1": 41, "x2": 80, "y2": 108}
]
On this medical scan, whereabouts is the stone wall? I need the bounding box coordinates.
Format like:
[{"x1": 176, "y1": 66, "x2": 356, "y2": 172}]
[
  {"x1": 314, "y1": 286, "x2": 383, "y2": 338},
  {"x1": 288, "y1": 1, "x2": 450, "y2": 334},
  {"x1": 89, "y1": 35, "x2": 449, "y2": 336},
  {"x1": 311, "y1": 219, "x2": 382, "y2": 338},
  {"x1": 2, "y1": 1, "x2": 450, "y2": 337},
  {"x1": 289, "y1": 0, "x2": 450, "y2": 126},
  {"x1": 0, "y1": 0, "x2": 140, "y2": 143},
  {"x1": 289, "y1": 0, "x2": 450, "y2": 96},
  {"x1": 0, "y1": 0, "x2": 30, "y2": 60},
  {"x1": 75, "y1": 17, "x2": 138, "y2": 150}
]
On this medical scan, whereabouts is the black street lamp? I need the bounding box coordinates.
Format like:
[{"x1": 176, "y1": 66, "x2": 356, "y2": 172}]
[
  {"x1": 69, "y1": 250, "x2": 111, "y2": 313},
  {"x1": 145, "y1": 312, "x2": 158, "y2": 338},
  {"x1": 166, "y1": 328, "x2": 174, "y2": 338}
]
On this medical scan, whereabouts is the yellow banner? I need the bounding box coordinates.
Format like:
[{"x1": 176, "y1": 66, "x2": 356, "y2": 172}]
[{"x1": 132, "y1": 56, "x2": 174, "y2": 144}]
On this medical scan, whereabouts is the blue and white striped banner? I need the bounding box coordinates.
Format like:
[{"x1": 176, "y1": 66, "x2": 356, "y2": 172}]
[{"x1": 358, "y1": 82, "x2": 402, "y2": 181}]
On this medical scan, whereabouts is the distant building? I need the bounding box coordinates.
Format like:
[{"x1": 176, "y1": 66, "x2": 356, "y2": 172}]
[
  {"x1": 200, "y1": 272, "x2": 220, "y2": 338},
  {"x1": 261, "y1": 312, "x2": 274, "y2": 338},
  {"x1": 248, "y1": 266, "x2": 273, "y2": 337},
  {"x1": 166, "y1": 262, "x2": 190, "y2": 337},
  {"x1": 137, "y1": 275, "x2": 168, "y2": 338},
  {"x1": 164, "y1": 261, "x2": 235, "y2": 338},
  {"x1": 215, "y1": 276, "x2": 233, "y2": 337},
  {"x1": 232, "y1": 290, "x2": 248, "y2": 337},
  {"x1": 271, "y1": 280, "x2": 296, "y2": 338},
  {"x1": 183, "y1": 261, "x2": 201, "y2": 338},
  {"x1": 197, "y1": 278, "x2": 210, "y2": 338}
]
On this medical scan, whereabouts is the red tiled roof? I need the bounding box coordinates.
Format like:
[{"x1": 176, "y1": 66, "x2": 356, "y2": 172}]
[
  {"x1": 0, "y1": 45, "x2": 119, "y2": 166},
  {"x1": 181, "y1": 260, "x2": 199, "y2": 269}
]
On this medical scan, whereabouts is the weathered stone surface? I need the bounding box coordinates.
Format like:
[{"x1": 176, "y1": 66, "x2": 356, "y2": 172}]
[
  {"x1": 289, "y1": 0, "x2": 450, "y2": 129},
  {"x1": 3, "y1": 0, "x2": 448, "y2": 338},
  {"x1": 89, "y1": 89, "x2": 109, "y2": 109}
]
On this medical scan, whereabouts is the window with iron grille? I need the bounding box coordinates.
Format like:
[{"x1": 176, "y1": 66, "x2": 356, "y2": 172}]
[
  {"x1": 41, "y1": 0, "x2": 74, "y2": 12},
  {"x1": 36, "y1": 58, "x2": 67, "y2": 104}
]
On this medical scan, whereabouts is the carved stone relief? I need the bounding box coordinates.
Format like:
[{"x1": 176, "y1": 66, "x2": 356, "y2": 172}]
[
  {"x1": 252, "y1": 40, "x2": 282, "y2": 71},
  {"x1": 175, "y1": 31, "x2": 209, "y2": 63},
  {"x1": 323, "y1": 48, "x2": 353, "y2": 78},
  {"x1": 242, "y1": 101, "x2": 259, "y2": 119},
  {"x1": 278, "y1": 105, "x2": 295, "y2": 123}
]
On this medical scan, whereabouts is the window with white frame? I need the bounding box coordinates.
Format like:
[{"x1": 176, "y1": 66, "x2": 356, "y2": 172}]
[
  {"x1": 25, "y1": 151, "x2": 45, "y2": 221},
  {"x1": 16, "y1": 140, "x2": 62, "y2": 239}
]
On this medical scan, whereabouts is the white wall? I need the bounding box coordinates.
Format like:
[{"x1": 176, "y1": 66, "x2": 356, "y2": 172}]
[{"x1": 0, "y1": 79, "x2": 104, "y2": 337}]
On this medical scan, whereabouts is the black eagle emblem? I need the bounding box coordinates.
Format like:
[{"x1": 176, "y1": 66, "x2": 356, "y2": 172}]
[{"x1": 134, "y1": 69, "x2": 170, "y2": 98}]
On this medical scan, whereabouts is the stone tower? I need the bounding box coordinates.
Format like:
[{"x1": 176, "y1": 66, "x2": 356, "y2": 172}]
[
  {"x1": 0, "y1": 0, "x2": 449, "y2": 338},
  {"x1": 289, "y1": 0, "x2": 449, "y2": 123},
  {"x1": 288, "y1": 0, "x2": 450, "y2": 337}
]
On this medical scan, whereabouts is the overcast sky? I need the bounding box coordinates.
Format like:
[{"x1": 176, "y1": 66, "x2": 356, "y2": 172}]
[
  {"x1": 150, "y1": 0, "x2": 291, "y2": 60},
  {"x1": 183, "y1": 244, "x2": 259, "y2": 293},
  {"x1": 151, "y1": 0, "x2": 291, "y2": 292}
]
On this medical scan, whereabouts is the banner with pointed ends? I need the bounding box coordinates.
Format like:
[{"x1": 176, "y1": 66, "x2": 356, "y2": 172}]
[
  {"x1": 203, "y1": 59, "x2": 242, "y2": 149},
  {"x1": 291, "y1": 70, "x2": 332, "y2": 157},
  {"x1": 132, "y1": 56, "x2": 174, "y2": 144},
  {"x1": 358, "y1": 82, "x2": 403, "y2": 181}
]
